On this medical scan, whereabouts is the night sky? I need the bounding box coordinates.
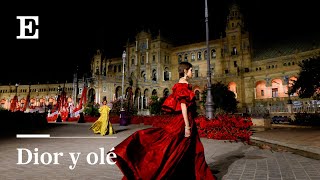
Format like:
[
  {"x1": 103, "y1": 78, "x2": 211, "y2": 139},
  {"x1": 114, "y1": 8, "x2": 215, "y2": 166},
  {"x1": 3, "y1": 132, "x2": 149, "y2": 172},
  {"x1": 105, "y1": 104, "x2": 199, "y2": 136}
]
[{"x1": 1, "y1": 0, "x2": 319, "y2": 85}]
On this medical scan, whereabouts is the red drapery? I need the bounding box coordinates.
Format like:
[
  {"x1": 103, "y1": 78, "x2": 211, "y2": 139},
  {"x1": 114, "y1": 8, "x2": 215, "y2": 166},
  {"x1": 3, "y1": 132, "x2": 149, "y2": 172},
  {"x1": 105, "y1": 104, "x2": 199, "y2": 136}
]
[
  {"x1": 59, "y1": 90, "x2": 68, "y2": 111},
  {"x1": 73, "y1": 86, "x2": 87, "y2": 112},
  {"x1": 78, "y1": 86, "x2": 87, "y2": 109},
  {"x1": 9, "y1": 96, "x2": 18, "y2": 112},
  {"x1": 22, "y1": 93, "x2": 30, "y2": 112}
]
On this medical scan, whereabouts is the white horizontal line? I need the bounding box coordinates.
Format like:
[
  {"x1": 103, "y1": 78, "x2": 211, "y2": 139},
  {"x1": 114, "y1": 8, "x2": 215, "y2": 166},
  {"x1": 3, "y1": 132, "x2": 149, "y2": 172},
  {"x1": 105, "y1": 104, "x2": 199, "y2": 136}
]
[
  {"x1": 49, "y1": 137, "x2": 117, "y2": 139},
  {"x1": 16, "y1": 134, "x2": 50, "y2": 138},
  {"x1": 16, "y1": 134, "x2": 117, "y2": 139}
]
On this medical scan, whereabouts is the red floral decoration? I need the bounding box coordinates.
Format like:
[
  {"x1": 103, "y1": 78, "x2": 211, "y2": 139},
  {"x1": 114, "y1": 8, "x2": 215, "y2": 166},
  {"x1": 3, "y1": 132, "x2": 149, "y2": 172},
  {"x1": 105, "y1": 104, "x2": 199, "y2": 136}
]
[
  {"x1": 133, "y1": 114, "x2": 253, "y2": 143},
  {"x1": 195, "y1": 115, "x2": 253, "y2": 143},
  {"x1": 68, "y1": 117, "x2": 80, "y2": 122},
  {"x1": 46, "y1": 114, "x2": 58, "y2": 122},
  {"x1": 46, "y1": 111, "x2": 253, "y2": 143}
]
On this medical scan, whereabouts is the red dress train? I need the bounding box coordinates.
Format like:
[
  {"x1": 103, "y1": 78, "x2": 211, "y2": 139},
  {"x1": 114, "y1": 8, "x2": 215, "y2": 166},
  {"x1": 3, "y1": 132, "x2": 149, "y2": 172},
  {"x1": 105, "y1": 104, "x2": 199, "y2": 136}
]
[{"x1": 112, "y1": 83, "x2": 216, "y2": 180}]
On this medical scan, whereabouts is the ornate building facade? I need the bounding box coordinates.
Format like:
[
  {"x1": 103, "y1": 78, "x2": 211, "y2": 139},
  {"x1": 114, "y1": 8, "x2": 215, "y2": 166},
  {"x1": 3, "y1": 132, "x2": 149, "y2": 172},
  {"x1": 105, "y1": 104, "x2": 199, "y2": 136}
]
[
  {"x1": 1, "y1": 3, "x2": 319, "y2": 115},
  {"x1": 90, "y1": 4, "x2": 320, "y2": 115}
]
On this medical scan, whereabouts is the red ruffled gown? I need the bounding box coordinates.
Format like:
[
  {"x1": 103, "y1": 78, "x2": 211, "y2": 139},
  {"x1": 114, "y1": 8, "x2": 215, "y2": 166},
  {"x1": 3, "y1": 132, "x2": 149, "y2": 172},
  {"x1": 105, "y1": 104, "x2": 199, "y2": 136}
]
[{"x1": 112, "y1": 83, "x2": 216, "y2": 180}]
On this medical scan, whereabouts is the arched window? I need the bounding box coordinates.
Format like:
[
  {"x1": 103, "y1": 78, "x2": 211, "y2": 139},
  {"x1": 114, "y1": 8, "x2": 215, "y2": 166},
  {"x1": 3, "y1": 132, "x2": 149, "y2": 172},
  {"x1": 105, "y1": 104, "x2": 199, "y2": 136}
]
[
  {"x1": 178, "y1": 55, "x2": 182, "y2": 63},
  {"x1": 152, "y1": 55, "x2": 156, "y2": 63},
  {"x1": 191, "y1": 53, "x2": 195, "y2": 61},
  {"x1": 152, "y1": 69, "x2": 157, "y2": 81},
  {"x1": 228, "y1": 82, "x2": 237, "y2": 98},
  {"x1": 255, "y1": 81, "x2": 266, "y2": 99},
  {"x1": 141, "y1": 71, "x2": 146, "y2": 82},
  {"x1": 211, "y1": 49, "x2": 216, "y2": 58},
  {"x1": 118, "y1": 65, "x2": 121, "y2": 72},
  {"x1": 232, "y1": 47, "x2": 237, "y2": 55},
  {"x1": 197, "y1": 52, "x2": 202, "y2": 60},
  {"x1": 152, "y1": 89, "x2": 157, "y2": 96},
  {"x1": 184, "y1": 54, "x2": 188, "y2": 62},
  {"x1": 164, "y1": 67, "x2": 169, "y2": 81},
  {"x1": 141, "y1": 56, "x2": 145, "y2": 65}
]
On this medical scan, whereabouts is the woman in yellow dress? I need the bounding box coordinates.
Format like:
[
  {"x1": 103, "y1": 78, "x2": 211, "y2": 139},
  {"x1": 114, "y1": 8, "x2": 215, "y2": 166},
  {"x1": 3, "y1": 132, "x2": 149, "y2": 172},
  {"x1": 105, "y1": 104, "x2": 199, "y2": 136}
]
[{"x1": 90, "y1": 100, "x2": 116, "y2": 135}]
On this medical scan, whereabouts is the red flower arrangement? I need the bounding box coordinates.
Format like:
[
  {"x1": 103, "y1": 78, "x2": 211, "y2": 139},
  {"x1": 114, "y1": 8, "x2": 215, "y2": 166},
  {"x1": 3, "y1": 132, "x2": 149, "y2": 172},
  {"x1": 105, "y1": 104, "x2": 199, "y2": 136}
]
[
  {"x1": 46, "y1": 114, "x2": 58, "y2": 122},
  {"x1": 195, "y1": 114, "x2": 253, "y2": 143},
  {"x1": 113, "y1": 114, "x2": 253, "y2": 143},
  {"x1": 68, "y1": 116, "x2": 80, "y2": 122},
  {"x1": 46, "y1": 111, "x2": 252, "y2": 143},
  {"x1": 131, "y1": 114, "x2": 253, "y2": 143}
]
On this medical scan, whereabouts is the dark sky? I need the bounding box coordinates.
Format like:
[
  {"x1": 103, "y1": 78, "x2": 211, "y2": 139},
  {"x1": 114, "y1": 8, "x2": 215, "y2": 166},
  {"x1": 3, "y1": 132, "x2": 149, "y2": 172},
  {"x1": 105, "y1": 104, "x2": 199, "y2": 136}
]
[{"x1": 1, "y1": 0, "x2": 319, "y2": 85}]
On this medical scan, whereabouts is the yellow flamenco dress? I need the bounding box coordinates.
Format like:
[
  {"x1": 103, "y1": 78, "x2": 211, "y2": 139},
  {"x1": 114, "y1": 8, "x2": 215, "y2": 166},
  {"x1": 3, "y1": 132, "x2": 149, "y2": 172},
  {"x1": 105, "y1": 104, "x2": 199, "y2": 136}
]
[{"x1": 90, "y1": 105, "x2": 116, "y2": 136}]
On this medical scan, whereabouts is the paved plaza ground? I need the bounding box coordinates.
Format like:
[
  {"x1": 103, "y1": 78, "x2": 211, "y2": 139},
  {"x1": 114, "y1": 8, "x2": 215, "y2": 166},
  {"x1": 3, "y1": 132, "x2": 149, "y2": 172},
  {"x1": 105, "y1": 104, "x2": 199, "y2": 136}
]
[{"x1": 0, "y1": 122, "x2": 319, "y2": 180}]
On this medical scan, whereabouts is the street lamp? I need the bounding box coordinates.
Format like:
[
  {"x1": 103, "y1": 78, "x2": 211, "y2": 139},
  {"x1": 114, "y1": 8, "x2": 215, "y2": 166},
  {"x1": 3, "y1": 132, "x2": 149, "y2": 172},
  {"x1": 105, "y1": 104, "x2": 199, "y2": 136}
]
[
  {"x1": 56, "y1": 85, "x2": 62, "y2": 122},
  {"x1": 204, "y1": 0, "x2": 214, "y2": 119},
  {"x1": 15, "y1": 83, "x2": 19, "y2": 96},
  {"x1": 120, "y1": 50, "x2": 128, "y2": 126}
]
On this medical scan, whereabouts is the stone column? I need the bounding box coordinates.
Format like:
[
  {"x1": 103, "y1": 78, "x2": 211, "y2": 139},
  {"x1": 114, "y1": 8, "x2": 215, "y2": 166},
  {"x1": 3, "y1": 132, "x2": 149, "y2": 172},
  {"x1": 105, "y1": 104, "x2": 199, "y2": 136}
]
[
  {"x1": 133, "y1": 95, "x2": 135, "y2": 105},
  {"x1": 141, "y1": 96, "x2": 144, "y2": 110},
  {"x1": 146, "y1": 52, "x2": 149, "y2": 64},
  {"x1": 135, "y1": 41, "x2": 138, "y2": 51},
  {"x1": 146, "y1": 38, "x2": 148, "y2": 49},
  {"x1": 135, "y1": 53, "x2": 138, "y2": 65},
  {"x1": 287, "y1": 103, "x2": 293, "y2": 113},
  {"x1": 145, "y1": 97, "x2": 148, "y2": 108}
]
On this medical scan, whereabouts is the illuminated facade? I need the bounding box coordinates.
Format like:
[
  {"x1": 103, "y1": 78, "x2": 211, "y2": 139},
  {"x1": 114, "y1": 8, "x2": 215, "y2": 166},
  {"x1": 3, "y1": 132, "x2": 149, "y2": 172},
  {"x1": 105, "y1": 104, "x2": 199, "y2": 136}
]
[
  {"x1": 91, "y1": 3, "x2": 319, "y2": 115},
  {"x1": 1, "y1": 3, "x2": 319, "y2": 115}
]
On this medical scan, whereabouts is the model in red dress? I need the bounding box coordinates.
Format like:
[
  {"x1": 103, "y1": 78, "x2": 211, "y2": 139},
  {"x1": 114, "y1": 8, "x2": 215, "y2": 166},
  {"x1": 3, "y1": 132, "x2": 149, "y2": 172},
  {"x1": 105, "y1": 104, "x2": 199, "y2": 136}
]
[{"x1": 112, "y1": 62, "x2": 216, "y2": 180}]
